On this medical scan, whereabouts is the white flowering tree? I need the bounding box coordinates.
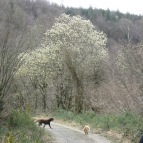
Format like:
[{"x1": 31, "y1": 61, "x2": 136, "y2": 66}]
[
  {"x1": 17, "y1": 47, "x2": 60, "y2": 111},
  {"x1": 17, "y1": 14, "x2": 108, "y2": 113},
  {"x1": 43, "y1": 14, "x2": 108, "y2": 112}
]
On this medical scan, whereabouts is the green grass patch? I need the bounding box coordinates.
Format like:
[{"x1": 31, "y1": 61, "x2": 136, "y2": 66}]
[
  {"x1": 53, "y1": 109, "x2": 143, "y2": 142},
  {"x1": 0, "y1": 110, "x2": 54, "y2": 143}
]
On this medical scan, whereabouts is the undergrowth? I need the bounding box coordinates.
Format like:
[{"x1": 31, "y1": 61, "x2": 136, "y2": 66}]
[
  {"x1": 0, "y1": 109, "x2": 53, "y2": 143},
  {"x1": 53, "y1": 109, "x2": 143, "y2": 142}
]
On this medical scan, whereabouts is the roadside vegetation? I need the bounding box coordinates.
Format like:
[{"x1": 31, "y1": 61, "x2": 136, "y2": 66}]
[
  {"x1": 0, "y1": 110, "x2": 54, "y2": 143},
  {"x1": 53, "y1": 109, "x2": 143, "y2": 142}
]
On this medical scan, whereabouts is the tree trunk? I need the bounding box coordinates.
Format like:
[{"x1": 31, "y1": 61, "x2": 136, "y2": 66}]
[{"x1": 75, "y1": 83, "x2": 84, "y2": 113}]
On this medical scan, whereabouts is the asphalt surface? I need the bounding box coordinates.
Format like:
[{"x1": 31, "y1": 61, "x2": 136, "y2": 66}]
[{"x1": 46, "y1": 122, "x2": 111, "y2": 143}]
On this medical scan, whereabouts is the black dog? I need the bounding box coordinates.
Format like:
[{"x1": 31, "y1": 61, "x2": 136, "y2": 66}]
[{"x1": 36, "y1": 118, "x2": 54, "y2": 128}]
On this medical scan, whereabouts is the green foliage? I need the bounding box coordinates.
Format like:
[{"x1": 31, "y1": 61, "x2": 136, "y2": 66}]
[
  {"x1": 65, "y1": 7, "x2": 141, "y2": 22},
  {"x1": 53, "y1": 109, "x2": 143, "y2": 142},
  {"x1": 0, "y1": 110, "x2": 52, "y2": 143},
  {"x1": 8, "y1": 110, "x2": 34, "y2": 128}
]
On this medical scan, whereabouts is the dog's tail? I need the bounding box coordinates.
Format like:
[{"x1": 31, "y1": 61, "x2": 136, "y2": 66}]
[
  {"x1": 88, "y1": 126, "x2": 90, "y2": 131},
  {"x1": 35, "y1": 119, "x2": 39, "y2": 123},
  {"x1": 83, "y1": 125, "x2": 90, "y2": 134},
  {"x1": 83, "y1": 125, "x2": 90, "y2": 129},
  {"x1": 32, "y1": 117, "x2": 41, "y2": 123}
]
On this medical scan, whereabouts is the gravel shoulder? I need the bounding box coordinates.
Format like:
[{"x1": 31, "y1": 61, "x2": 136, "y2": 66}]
[{"x1": 46, "y1": 122, "x2": 111, "y2": 143}]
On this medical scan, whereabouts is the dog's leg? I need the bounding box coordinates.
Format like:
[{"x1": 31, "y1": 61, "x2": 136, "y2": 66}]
[
  {"x1": 49, "y1": 123, "x2": 52, "y2": 129},
  {"x1": 85, "y1": 130, "x2": 86, "y2": 134}
]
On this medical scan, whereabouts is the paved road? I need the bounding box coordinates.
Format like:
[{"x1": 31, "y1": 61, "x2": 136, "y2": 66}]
[{"x1": 46, "y1": 122, "x2": 111, "y2": 143}]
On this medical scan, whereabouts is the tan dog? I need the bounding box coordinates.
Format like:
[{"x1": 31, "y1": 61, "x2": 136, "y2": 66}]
[{"x1": 83, "y1": 125, "x2": 90, "y2": 134}]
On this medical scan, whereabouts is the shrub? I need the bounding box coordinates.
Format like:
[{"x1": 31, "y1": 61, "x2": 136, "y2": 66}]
[
  {"x1": 0, "y1": 110, "x2": 52, "y2": 143},
  {"x1": 8, "y1": 109, "x2": 34, "y2": 128}
]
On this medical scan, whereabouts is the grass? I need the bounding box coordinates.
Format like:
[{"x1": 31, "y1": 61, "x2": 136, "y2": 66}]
[
  {"x1": 3, "y1": 109, "x2": 141, "y2": 142},
  {"x1": 0, "y1": 109, "x2": 54, "y2": 143},
  {"x1": 52, "y1": 109, "x2": 143, "y2": 142}
]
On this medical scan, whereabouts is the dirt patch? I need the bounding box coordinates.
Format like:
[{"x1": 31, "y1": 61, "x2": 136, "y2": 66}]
[
  {"x1": 46, "y1": 122, "x2": 111, "y2": 143},
  {"x1": 42, "y1": 129, "x2": 56, "y2": 143}
]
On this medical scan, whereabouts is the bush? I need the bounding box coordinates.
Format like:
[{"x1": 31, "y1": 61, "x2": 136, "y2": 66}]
[
  {"x1": 8, "y1": 109, "x2": 34, "y2": 128},
  {"x1": 0, "y1": 110, "x2": 52, "y2": 143}
]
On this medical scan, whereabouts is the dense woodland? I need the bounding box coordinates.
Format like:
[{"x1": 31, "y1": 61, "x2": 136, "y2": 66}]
[{"x1": 1, "y1": 0, "x2": 143, "y2": 117}]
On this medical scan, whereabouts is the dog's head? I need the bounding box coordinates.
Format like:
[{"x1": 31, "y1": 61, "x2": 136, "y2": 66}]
[{"x1": 49, "y1": 118, "x2": 54, "y2": 121}]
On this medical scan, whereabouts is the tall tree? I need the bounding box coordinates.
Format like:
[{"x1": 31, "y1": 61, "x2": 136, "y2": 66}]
[
  {"x1": 0, "y1": 0, "x2": 40, "y2": 114},
  {"x1": 17, "y1": 14, "x2": 108, "y2": 113}
]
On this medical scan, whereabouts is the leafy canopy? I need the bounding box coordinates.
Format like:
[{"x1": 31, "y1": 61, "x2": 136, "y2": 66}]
[{"x1": 17, "y1": 14, "x2": 108, "y2": 80}]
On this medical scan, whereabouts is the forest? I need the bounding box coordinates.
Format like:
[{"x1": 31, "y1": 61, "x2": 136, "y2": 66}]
[{"x1": 1, "y1": 0, "x2": 143, "y2": 142}]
